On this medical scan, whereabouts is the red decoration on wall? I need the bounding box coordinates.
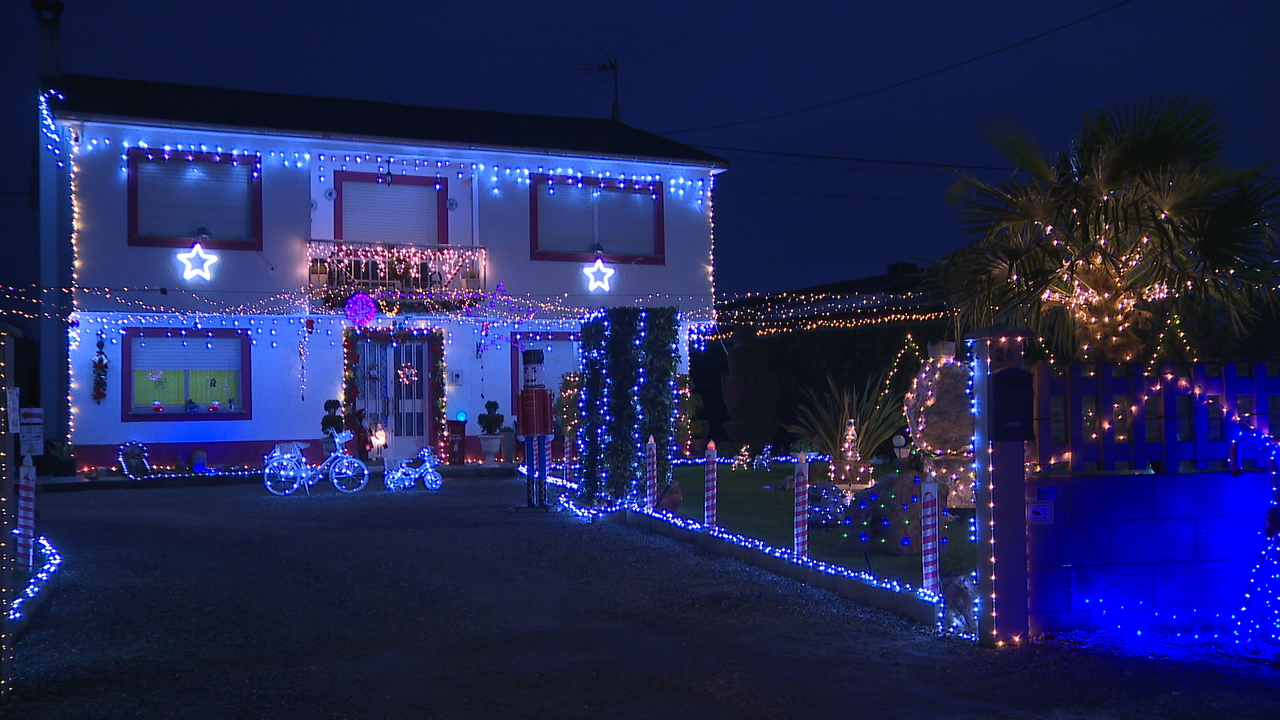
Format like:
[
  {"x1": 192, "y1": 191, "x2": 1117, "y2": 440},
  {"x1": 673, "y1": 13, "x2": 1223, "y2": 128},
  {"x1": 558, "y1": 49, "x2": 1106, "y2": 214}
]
[{"x1": 91, "y1": 335, "x2": 109, "y2": 403}]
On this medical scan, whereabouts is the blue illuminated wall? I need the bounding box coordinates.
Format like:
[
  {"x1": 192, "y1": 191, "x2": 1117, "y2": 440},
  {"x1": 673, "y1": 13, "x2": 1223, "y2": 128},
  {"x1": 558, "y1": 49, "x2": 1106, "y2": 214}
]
[{"x1": 1026, "y1": 470, "x2": 1272, "y2": 635}]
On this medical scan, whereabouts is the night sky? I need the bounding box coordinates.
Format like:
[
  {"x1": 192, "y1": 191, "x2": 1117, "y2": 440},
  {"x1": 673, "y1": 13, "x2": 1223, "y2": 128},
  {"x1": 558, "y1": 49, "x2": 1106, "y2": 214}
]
[{"x1": 2, "y1": 0, "x2": 1278, "y2": 297}]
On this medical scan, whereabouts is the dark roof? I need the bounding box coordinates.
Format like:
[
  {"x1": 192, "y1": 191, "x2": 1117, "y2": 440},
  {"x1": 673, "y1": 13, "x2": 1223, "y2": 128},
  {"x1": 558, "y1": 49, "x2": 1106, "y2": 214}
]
[{"x1": 45, "y1": 73, "x2": 727, "y2": 168}]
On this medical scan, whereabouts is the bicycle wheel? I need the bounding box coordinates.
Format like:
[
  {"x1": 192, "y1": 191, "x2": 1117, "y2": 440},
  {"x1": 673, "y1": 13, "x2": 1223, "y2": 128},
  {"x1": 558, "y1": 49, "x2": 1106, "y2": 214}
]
[
  {"x1": 329, "y1": 456, "x2": 369, "y2": 493},
  {"x1": 384, "y1": 467, "x2": 413, "y2": 493},
  {"x1": 263, "y1": 456, "x2": 302, "y2": 496},
  {"x1": 422, "y1": 469, "x2": 443, "y2": 491}
]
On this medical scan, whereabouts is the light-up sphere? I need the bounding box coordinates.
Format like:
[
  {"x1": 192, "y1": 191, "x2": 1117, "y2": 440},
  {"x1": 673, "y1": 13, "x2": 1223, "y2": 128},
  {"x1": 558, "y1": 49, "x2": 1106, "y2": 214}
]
[
  {"x1": 344, "y1": 293, "x2": 377, "y2": 327},
  {"x1": 455, "y1": 411, "x2": 468, "y2": 422}
]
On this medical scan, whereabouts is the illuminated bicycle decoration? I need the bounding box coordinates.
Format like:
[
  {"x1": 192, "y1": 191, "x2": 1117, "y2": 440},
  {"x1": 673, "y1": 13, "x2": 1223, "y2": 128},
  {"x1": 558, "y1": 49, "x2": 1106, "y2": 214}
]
[
  {"x1": 385, "y1": 447, "x2": 444, "y2": 492},
  {"x1": 263, "y1": 429, "x2": 369, "y2": 496}
]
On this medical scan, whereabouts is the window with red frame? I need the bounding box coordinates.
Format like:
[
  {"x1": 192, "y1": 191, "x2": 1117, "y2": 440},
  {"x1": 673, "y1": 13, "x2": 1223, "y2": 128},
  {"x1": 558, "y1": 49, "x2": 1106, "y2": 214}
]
[
  {"x1": 529, "y1": 174, "x2": 665, "y2": 264},
  {"x1": 334, "y1": 171, "x2": 449, "y2": 245},
  {"x1": 127, "y1": 148, "x2": 263, "y2": 250},
  {"x1": 122, "y1": 329, "x2": 252, "y2": 421}
]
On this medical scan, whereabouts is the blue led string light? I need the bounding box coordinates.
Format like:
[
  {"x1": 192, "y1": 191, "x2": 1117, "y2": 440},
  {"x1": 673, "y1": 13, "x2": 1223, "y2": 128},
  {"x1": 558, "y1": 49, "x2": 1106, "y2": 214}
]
[{"x1": 8, "y1": 536, "x2": 63, "y2": 623}]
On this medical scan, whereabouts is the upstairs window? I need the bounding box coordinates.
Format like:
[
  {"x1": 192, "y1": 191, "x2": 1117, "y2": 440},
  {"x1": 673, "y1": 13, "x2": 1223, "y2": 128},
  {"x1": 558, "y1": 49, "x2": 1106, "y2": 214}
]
[
  {"x1": 127, "y1": 148, "x2": 263, "y2": 251},
  {"x1": 334, "y1": 171, "x2": 449, "y2": 245},
  {"x1": 122, "y1": 329, "x2": 252, "y2": 421},
  {"x1": 529, "y1": 174, "x2": 665, "y2": 264}
]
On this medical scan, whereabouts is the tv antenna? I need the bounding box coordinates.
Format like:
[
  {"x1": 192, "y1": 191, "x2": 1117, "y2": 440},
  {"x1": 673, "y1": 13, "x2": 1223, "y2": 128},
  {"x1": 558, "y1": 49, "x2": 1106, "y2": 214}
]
[{"x1": 575, "y1": 54, "x2": 620, "y2": 122}]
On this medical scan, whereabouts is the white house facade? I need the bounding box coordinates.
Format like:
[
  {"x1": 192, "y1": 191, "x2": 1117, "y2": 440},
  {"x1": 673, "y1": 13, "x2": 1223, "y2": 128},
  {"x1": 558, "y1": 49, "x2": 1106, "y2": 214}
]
[{"x1": 38, "y1": 74, "x2": 725, "y2": 471}]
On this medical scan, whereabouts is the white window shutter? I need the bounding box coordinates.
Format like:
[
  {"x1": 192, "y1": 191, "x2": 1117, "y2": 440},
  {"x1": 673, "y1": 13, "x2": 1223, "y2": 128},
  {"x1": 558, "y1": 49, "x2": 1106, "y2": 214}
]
[
  {"x1": 135, "y1": 160, "x2": 253, "y2": 241},
  {"x1": 342, "y1": 182, "x2": 438, "y2": 244},
  {"x1": 596, "y1": 190, "x2": 656, "y2": 256},
  {"x1": 131, "y1": 337, "x2": 242, "y2": 371},
  {"x1": 536, "y1": 183, "x2": 596, "y2": 253}
]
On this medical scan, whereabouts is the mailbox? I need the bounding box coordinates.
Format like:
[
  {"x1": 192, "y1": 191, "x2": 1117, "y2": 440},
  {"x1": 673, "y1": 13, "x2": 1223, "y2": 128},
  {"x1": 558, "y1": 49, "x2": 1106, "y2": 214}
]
[
  {"x1": 445, "y1": 419, "x2": 468, "y2": 465},
  {"x1": 990, "y1": 367, "x2": 1035, "y2": 442}
]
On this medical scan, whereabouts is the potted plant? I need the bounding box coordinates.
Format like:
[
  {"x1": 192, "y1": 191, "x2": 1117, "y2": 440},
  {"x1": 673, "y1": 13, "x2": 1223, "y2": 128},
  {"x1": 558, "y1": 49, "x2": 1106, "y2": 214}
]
[{"x1": 476, "y1": 401, "x2": 504, "y2": 465}]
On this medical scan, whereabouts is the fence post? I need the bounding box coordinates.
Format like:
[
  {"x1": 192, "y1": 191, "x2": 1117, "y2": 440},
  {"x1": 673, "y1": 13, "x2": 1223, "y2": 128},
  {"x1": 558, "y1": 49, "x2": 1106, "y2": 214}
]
[
  {"x1": 921, "y1": 480, "x2": 940, "y2": 596},
  {"x1": 970, "y1": 326, "x2": 1031, "y2": 648},
  {"x1": 794, "y1": 453, "x2": 809, "y2": 557},
  {"x1": 704, "y1": 440, "x2": 717, "y2": 528}
]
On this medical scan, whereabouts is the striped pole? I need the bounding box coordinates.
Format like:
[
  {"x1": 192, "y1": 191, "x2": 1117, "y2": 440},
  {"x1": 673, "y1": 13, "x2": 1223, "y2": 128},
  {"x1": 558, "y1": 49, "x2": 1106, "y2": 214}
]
[
  {"x1": 536, "y1": 436, "x2": 549, "y2": 507},
  {"x1": 794, "y1": 452, "x2": 809, "y2": 557},
  {"x1": 525, "y1": 436, "x2": 536, "y2": 508},
  {"x1": 16, "y1": 459, "x2": 35, "y2": 571},
  {"x1": 921, "y1": 481, "x2": 941, "y2": 595},
  {"x1": 704, "y1": 440, "x2": 718, "y2": 527},
  {"x1": 645, "y1": 435, "x2": 658, "y2": 508}
]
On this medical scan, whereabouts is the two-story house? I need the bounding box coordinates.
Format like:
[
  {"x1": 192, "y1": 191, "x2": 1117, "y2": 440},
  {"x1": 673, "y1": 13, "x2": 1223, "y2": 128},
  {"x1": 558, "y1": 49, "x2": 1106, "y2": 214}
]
[{"x1": 37, "y1": 73, "x2": 725, "y2": 471}]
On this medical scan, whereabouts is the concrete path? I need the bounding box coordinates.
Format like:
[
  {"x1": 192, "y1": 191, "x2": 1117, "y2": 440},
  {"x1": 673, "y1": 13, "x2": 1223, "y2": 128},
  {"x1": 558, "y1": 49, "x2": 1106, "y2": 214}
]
[{"x1": 6, "y1": 478, "x2": 1280, "y2": 719}]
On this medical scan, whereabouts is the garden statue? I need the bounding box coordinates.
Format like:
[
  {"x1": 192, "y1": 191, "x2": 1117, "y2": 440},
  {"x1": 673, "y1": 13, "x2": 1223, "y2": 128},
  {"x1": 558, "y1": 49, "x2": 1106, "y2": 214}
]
[{"x1": 904, "y1": 341, "x2": 975, "y2": 507}]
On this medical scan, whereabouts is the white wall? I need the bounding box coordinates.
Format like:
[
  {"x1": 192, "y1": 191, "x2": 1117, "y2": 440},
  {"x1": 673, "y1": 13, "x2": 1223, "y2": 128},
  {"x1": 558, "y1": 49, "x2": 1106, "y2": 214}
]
[
  {"x1": 70, "y1": 312, "x2": 344, "y2": 446},
  {"x1": 70, "y1": 123, "x2": 312, "y2": 313},
  {"x1": 68, "y1": 120, "x2": 718, "y2": 320}
]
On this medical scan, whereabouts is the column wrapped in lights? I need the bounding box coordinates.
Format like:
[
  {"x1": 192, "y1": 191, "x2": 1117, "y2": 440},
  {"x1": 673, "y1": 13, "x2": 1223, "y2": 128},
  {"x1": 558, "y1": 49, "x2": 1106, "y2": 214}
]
[
  {"x1": 968, "y1": 327, "x2": 1034, "y2": 648},
  {"x1": 576, "y1": 307, "x2": 679, "y2": 503}
]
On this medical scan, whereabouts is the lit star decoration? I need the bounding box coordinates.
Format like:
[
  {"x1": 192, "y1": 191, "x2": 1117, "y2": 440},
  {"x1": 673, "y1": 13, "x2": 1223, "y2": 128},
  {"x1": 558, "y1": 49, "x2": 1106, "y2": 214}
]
[
  {"x1": 176, "y1": 243, "x2": 219, "y2": 281},
  {"x1": 582, "y1": 258, "x2": 616, "y2": 292}
]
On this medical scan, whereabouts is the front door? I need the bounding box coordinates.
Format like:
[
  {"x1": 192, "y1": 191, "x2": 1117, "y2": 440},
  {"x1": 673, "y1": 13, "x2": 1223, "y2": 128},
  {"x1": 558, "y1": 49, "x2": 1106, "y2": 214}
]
[
  {"x1": 351, "y1": 338, "x2": 432, "y2": 465},
  {"x1": 389, "y1": 341, "x2": 429, "y2": 463}
]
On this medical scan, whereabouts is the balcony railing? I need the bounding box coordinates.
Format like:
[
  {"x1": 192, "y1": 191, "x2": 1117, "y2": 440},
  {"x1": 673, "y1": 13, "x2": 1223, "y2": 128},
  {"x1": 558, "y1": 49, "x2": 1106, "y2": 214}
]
[{"x1": 307, "y1": 240, "x2": 487, "y2": 295}]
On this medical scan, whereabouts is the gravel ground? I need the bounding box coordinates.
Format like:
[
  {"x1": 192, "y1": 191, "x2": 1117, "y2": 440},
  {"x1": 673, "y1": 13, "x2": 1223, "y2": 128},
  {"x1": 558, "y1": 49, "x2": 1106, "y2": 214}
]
[{"x1": 5, "y1": 477, "x2": 1279, "y2": 719}]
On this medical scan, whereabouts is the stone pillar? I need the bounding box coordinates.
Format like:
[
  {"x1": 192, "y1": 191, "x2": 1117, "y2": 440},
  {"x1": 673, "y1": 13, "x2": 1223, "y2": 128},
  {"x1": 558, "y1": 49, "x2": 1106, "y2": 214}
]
[{"x1": 969, "y1": 326, "x2": 1034, "y2": 648}]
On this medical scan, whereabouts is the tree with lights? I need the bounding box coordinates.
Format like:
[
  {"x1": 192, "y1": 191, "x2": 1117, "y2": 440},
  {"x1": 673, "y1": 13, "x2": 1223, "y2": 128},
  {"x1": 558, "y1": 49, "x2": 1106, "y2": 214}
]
[{"x1": 937, "y1": 97, "x2": 1280, "y2": 362}]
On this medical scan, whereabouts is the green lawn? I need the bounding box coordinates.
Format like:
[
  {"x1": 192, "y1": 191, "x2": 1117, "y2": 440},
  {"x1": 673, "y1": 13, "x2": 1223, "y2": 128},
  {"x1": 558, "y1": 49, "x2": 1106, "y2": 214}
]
[{"x1": 670, "y1": 462, "x2": 976, "y2": 589}]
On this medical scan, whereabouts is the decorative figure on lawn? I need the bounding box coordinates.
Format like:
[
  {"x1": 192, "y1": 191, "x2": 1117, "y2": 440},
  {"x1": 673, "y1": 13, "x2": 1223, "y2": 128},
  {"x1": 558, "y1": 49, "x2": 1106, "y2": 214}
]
[{"x1": 904, "y1": 341, "x2": 975, "y2": 508}]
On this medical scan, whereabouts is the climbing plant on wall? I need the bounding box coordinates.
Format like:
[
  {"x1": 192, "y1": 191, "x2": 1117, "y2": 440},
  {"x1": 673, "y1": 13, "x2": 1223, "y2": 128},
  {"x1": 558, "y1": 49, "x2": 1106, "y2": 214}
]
[{"x1": 576, "y1": 307, "x2": 680, "y2": 503}]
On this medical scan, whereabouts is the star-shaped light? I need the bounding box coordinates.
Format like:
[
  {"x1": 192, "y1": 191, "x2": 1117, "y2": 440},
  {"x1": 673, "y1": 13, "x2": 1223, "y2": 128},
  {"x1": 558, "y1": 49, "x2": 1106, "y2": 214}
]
[
  {"x1": 582, "y1": 257, "x2": 616, "y2": 292},
  {"x1": 177, "y1": 243, "x2": 219, "y2": 281}
]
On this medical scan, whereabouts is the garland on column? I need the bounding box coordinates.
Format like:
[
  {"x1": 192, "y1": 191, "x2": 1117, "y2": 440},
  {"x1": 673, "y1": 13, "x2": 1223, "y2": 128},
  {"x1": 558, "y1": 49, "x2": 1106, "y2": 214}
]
[{"x1": 576, "y1": 307, "x2": 680, "y2": 503}]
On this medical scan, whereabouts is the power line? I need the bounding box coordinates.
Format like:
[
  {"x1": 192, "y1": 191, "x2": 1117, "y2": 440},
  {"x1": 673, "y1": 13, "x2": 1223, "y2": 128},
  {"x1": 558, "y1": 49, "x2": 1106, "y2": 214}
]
[
  {"x1": 659, "y1": 0, "x2": 1140, "y2": 135},
  {"x1": 898, "y1": 0, "x2": 1256, "y2": 156},
  {"x1": 694, "y1": 144, "x2": 1012, "y2": 172},
  {"x1": 718, "y1": 188, "x2": 941, "y2": 203}
]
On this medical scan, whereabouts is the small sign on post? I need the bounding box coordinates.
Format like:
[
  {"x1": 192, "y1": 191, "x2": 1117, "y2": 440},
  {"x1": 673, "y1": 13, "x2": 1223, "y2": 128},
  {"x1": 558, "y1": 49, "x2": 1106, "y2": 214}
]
[
  {"x1": 704, "y1": 440, "x2": 718, "y2": 528},
  {"x1": 19, "y1": 408, "x2": 43, "y2": 458},
  {"x1": 921, "y1": 481, "x2": 940, "y2": 596},
  {"x1": 5, "y1": 389, "x2": 18, "y2": 433},
  {"x1": 794, "y1": 453, "x2": 809, "y2": 557}
]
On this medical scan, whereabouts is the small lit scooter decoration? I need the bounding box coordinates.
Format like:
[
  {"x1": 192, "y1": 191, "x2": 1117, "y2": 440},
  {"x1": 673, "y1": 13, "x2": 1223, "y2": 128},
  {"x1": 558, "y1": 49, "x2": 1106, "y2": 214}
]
[
  {"x1": 582, "y1": 257, "x2": 615, "y2": 292},
  {"x1": 176, "y1": 242, "x2": 219, "y2": 281}
]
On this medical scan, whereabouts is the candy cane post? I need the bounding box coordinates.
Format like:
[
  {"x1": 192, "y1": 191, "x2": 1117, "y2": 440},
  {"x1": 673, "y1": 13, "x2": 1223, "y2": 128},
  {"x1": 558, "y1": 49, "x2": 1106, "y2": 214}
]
[
  {"x1": 16, "y1": 456, "x2": 36, "y2": 571},
  {"x1": 645, "y1": 435, "x2": 658, "y2": 508},
  {"x1": 921, "y1": 480, "x2": 941, "y2": 595},
  {"x1": 794, "y1": 452, "x2": 809, "y2": 557},
  {"x1": 704, "y1": 440, "x2": 718, "y2": 528}
]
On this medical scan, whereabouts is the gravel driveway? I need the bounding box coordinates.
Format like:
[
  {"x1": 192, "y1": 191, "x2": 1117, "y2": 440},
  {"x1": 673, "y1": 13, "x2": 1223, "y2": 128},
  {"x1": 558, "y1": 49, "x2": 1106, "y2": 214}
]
[{"x1": 6, "y1": 477, "x2": 1279, "y2": 719}]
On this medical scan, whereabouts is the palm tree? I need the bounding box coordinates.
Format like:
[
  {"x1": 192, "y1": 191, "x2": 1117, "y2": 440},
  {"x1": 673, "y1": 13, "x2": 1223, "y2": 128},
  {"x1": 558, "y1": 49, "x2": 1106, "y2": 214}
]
[
  {"x1": 784, "y1": 375, "x2": 903, "y2": 483},
  {"x1": 936, "y1": 97, "x2": 1280, "y2": 362}
]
